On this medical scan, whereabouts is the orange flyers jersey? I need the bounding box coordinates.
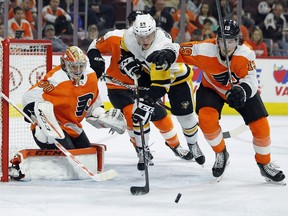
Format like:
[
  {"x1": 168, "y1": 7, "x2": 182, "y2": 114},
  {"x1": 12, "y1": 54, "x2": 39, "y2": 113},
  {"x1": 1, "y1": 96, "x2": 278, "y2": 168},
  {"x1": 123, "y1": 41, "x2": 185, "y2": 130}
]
[
  {"x1": 179, "y1": 38, "x2": 258, "y2": 99},
  {"x1": 42, "y1": 5, "x2": 71, "y2": 24},
  {"x1": 89, "y1": 29, "x2": 134, "y2": 90},
  {"x1": 22, "y1": 65, "x2": 100, "y2": 138},
  {"x1": 121, "y1": 27, "x2": 192, "y2": 92},
  {"x1": 8, "y1": 18, "x2": 33, "y2": 39}
]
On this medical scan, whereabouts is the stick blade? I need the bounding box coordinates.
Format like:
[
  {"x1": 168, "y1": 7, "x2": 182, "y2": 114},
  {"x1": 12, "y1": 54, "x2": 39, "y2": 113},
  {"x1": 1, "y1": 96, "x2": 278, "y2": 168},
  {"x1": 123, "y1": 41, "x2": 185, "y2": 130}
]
[
  {"x1": 92, "y1": 169, "x2": 118, "y2": 181},
  {"x1": 130, "y1": 185, "x2": 149, "y2": 195}
]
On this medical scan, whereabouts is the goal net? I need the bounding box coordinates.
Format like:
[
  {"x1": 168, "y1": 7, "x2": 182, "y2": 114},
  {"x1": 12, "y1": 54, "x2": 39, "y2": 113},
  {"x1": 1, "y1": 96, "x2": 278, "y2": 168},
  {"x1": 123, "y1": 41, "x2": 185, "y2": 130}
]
[{"x1": 0, "y1": 39, "x2": 52, "y2": 182}]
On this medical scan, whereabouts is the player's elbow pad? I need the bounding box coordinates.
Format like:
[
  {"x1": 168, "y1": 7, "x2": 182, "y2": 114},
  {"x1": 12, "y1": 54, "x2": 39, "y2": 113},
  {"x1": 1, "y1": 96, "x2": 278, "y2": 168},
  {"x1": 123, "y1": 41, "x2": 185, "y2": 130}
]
[{"x1": 87, "y1": 49, "x2": 105, "y2": 78}]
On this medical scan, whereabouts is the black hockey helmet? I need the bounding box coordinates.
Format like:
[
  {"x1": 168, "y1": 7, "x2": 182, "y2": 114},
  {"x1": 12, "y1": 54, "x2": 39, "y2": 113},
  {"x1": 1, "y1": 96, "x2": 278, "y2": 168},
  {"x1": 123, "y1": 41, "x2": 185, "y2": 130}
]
[
  {"x1": 217, "y1": 19, "x2": 240, "y2": 39},
  {"x1": 127, "y1": 10, "x2": 145, "y2": 25}
]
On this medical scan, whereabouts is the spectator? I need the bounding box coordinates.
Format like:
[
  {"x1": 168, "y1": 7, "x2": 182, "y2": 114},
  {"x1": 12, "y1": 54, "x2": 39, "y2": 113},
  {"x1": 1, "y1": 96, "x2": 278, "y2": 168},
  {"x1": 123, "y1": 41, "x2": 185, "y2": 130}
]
[
  {"x1": 194, "y1": 2, "x2": 217, "y2": 30},
  {"x1": 255, "y1": 1, "x2": 272, "y2": 27},
  {"x1": 0, "y1": 22, "x2": 4, "y2": 39},
  {"x1": 247, "y1": 27, "x2": 268, "y2": 57},
  {"x1": 86, "y1": 0, "x2": 115, "y2": 32},
  {"x1": 80, "y1": 24, "x2": 99, "y2": 52},
  {"x1": 8, "y1": 6, "x2": 33, "y2": 39},
  {"x1": 187, "y1": 0, "x2": 203, "y2": 17},
  {"x1": 211, "y1": 0, "x2": 233, "y2": 20},
  {"x1": 201, "y1": 18, "x2": 215, "y2": 40},
  {"x1": 9, "y1": 0, "x2": 37, "y2": 30},
  {"x1": 148, "y1": 0, "x2": 174, "y2": 33},
  {"x1": 263, "y1": 3, "x2": 288, "y2": 56},
  {"x1": 43, "y1": 24, "x2": 68, "y2": 52},
  {"x1": 170, "y1": 13, "x2": 197, "y2": 43},
  {"x1": 42, "y1": 0, "x2": 73, "y2": 35},
  {"x1": 173, "y1": 0, "x2": 196, "y2": 26},
  {"x1": 132, "y1": 0, "x2": 153, "y2": 11},
  {"x1": 60, "y1": 0, "x2": 84, "y2": 31}
]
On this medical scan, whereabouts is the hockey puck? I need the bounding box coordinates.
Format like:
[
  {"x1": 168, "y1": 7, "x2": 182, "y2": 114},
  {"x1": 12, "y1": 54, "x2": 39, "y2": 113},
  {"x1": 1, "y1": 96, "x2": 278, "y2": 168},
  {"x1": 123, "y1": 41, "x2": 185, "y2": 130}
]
[{"x1": 175, "y1": 193, "x2": 182, "y2": 203}]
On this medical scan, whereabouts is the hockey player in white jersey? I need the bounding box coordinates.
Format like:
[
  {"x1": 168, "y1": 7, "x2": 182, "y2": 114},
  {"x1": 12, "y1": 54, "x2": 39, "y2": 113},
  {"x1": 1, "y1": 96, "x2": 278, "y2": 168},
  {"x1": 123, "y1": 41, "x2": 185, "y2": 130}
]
[{"x1": 119, "y1": 13, "x2": 205, "y2": 166}]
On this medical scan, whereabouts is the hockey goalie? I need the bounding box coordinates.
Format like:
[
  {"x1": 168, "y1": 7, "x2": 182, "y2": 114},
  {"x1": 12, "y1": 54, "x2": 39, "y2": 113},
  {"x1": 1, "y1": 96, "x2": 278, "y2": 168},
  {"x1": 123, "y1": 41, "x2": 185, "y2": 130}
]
[{"x1": 9, "y1": 46, "x2": 126, "y2": 181}]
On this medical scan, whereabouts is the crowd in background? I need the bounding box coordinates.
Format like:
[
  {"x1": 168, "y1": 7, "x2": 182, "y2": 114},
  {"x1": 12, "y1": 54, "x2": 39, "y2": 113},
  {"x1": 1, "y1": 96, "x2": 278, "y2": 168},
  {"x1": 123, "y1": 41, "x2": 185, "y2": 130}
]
[{"x1": 1, "y1": 0, "x2": 288, "y2": 56}]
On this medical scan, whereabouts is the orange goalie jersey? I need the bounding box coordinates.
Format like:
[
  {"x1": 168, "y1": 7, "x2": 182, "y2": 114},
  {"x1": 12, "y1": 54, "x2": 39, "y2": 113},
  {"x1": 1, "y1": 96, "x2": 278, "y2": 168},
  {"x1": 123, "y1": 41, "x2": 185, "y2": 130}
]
[
  {"x1": 22, "y1": 65, "x2": 100, "y2": 138},
  {"x1": 90, "y1": 29, "x2": 134, "y2": 90},
  {"x1": 178, "y1": 38, "x2": 258, "y2": 100}
]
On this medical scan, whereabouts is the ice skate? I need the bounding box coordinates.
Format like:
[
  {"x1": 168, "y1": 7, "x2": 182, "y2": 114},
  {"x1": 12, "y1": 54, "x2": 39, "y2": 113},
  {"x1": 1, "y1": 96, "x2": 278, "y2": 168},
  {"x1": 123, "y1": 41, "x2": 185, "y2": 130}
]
[
  {"x1": 212, "y1": 147, "x2": 230, "y2": 182},
  {"x1": 188, "y1": 142, "x2": 205, "y2": 165},
  {"x1": 167, "y1": 143, "x2": 193, "y2": 160},
  {"x1": 257, "y1": 162, "x2": 286, "y2": 186},
  {"x1": 136, "y1": 147, "x2": 154, "y2": 171},
  {"x1": 8, "y1": 164, "x2": 25, "y2": 181}
]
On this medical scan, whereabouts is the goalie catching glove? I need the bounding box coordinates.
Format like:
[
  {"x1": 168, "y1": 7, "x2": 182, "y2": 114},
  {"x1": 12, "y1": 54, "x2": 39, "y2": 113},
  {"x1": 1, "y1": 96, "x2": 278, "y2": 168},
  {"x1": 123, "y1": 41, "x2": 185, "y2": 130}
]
[
  {"x1": 133, "y1": 95, "x2": 155, "y2": 125},
  {"x1": 86, "y1": 107, "x2": 126, "y2": 134},
  {"x1": 226, "y1": 85, "x2": 246, "y2": 109},
  {"x1": 146, "y1": 49, "x2": 176, "y2": 71}
]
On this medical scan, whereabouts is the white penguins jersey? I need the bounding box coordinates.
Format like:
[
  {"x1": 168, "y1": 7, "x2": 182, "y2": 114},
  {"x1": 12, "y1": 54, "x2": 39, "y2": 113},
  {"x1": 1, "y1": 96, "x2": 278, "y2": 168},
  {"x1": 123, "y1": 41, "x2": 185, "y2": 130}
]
[{"x1": 121, "y1": 27, "x2": 192, "y2": 91}]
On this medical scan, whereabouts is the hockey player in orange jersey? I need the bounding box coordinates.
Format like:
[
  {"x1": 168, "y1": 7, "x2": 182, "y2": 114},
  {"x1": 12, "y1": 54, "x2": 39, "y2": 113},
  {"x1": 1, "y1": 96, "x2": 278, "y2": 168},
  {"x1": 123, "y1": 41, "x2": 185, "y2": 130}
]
[
  {"x1": 118, "y1": 13, "x2": 205, "y2": 170},
  {"x1": 87, "y1": 11, "x2": 196, "y2": 171},
  {"x1": 172, "y1": 19, "x2": 285, "y2": 183},
  {"x1": 22, "y1": 46, "x2": 126, "y2": 150}
]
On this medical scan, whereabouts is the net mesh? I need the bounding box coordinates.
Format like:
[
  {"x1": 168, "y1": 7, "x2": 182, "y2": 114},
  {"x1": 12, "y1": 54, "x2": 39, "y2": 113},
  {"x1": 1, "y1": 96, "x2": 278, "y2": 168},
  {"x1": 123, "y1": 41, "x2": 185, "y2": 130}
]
[{"x1": 0, "y1": 40, "x2": 51, "y2": 181}]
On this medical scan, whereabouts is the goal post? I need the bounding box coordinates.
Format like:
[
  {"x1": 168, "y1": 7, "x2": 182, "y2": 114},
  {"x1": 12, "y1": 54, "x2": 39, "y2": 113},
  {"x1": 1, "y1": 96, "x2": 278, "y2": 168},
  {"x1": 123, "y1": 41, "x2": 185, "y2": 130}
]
[{"x1": 0, "y1": 39, "x2": 52, "y2": 182}]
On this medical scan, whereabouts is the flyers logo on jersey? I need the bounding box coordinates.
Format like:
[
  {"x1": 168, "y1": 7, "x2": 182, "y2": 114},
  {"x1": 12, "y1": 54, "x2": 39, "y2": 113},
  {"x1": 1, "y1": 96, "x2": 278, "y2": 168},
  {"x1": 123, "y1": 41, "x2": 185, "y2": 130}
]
[
  {"x1": 212, "y1": 71, "x2": 239, "y2": 86},
  {"x1": 76, "y1": 93, "x2": 94, "y2": 117}
]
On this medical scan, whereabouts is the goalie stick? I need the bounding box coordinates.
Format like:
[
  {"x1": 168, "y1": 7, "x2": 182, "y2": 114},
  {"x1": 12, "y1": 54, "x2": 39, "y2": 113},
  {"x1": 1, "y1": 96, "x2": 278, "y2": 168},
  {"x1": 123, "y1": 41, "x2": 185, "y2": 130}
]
[
  {"x1": 0, "y1": 92, "x2": 117, "y2": 182},
  {"x1": 103, "y1": 75, "x2": 248, "y2": 139},
  {"x1": 130, "y1": 76, "x2": 150, "y2": 195}
]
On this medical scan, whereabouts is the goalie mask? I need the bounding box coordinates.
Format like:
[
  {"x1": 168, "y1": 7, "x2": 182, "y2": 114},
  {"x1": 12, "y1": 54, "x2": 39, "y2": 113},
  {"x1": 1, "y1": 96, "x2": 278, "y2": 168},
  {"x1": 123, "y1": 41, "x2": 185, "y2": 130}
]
[
  {"x1": 216, "y1": 19, "x2": 240, "y2": 57},
  {"x1": 61, "y1": 46, "x2": 87, "y2": 85},
  {"x1": 133, "y1": 14, "x2": 156, "y2": 50}
]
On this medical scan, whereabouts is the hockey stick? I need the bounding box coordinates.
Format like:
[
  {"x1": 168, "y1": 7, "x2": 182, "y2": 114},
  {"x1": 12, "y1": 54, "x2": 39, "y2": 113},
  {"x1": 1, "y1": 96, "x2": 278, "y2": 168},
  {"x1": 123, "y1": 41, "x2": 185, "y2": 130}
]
[
  {"x1": 215, "y1": 0, "x2": 234, "y2": 88},
  {"x1": 104, "y1": 75, "x2": 249, "y2": 139},
  {"x1": 222, "y1": 124, "x2": 248, "y2": 139},
  {"x1": 0, "y1": 92, "x2": 117, "y2": 182},
  {"x1": 130, "y1": 76, "x2": 150, "y2": 195}
]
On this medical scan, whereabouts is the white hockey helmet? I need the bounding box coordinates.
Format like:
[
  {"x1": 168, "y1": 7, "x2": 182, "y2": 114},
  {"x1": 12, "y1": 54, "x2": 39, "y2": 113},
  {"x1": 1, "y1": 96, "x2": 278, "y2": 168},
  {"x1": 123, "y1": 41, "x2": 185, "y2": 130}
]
[
  {"x1": 61, "y1": 46, "x2": 87, "y2": 84},
  {"x1": 133, "y1": 14, "x2": 156, "y2": 37}
]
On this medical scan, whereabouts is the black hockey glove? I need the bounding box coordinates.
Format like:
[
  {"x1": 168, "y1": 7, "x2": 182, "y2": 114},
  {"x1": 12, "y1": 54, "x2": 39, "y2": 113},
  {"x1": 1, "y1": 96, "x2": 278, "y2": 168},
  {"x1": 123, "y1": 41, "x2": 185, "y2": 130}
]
[
  {"x1": 146, "y1": 49, "x2": 176, "y2": 71},
  {"x1": 87, "y1": 49, "x2": 105, "y2": 78},
  {"x1": 226, "y1": 85, "x2": 246, "y2": 109},
  {"x1": 133, "y1": 95, "x2": 155, "y2": 125},
  {"x1": 118, "y1": 54, "x2": 142, "y2": 79}
]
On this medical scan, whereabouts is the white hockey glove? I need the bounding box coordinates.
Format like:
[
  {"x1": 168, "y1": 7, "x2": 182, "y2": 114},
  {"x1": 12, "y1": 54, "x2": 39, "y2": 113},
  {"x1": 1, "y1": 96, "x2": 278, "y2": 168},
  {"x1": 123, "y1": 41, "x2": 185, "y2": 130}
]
[
  {"x1": 34, "y1": 125, "x2": 56, "y2": 144},
  {"x1": 34, "y1": 101, "x2": 65, "y2": 140},
  {"x1": 86, "y1": 107, "x2": 126, "y2": 134}
]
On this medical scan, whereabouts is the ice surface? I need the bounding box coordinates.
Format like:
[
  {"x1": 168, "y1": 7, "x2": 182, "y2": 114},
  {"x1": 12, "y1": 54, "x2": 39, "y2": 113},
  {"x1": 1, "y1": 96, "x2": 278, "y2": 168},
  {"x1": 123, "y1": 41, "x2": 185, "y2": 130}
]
[{"x1": 1, "y1": 115, "x2": 287, "y2": 216}]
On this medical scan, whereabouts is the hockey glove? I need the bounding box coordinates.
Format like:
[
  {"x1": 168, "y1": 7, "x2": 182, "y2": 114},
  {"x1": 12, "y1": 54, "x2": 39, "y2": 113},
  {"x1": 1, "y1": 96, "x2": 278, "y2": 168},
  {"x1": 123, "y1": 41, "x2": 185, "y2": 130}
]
[
  {"x1": 226, "y1": 85, "x2": 246, "y2": 109},
  {"x1": 146, "y1": 49, "x2": 176, "y2": 71},
  {"x1": 133, "y1": 96, "x2": 155, "y2": 125},
  {"x1": 118, "y1": 54, "x2": 142, "y2": 79},
  {"x1": 86, "y1": 107, "x2": 127, "y2": 134},
  {"x1": 87, "y1": 49, "x2": 105, "y2": 78},
  {"x1": 34, "y1": 126, "x2": 56, "y2": 144}
]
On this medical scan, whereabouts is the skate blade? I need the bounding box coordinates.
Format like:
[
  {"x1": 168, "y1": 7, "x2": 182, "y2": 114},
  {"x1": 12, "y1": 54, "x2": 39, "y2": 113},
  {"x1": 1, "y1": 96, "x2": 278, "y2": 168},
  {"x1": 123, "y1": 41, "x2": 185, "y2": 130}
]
[
  {"x1": 265, "y1": 178, "x2": 287, "y2": 186},
  {"x1": 215, "y1": 160, "x2": 230, "y2": 183}
]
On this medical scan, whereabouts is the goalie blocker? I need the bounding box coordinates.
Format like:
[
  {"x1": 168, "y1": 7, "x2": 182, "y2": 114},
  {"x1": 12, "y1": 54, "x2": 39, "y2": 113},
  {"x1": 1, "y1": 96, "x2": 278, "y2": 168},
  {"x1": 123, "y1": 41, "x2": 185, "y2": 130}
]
[{"x1": 9, "y1": 144, "x2": 107, "y2": 181}]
